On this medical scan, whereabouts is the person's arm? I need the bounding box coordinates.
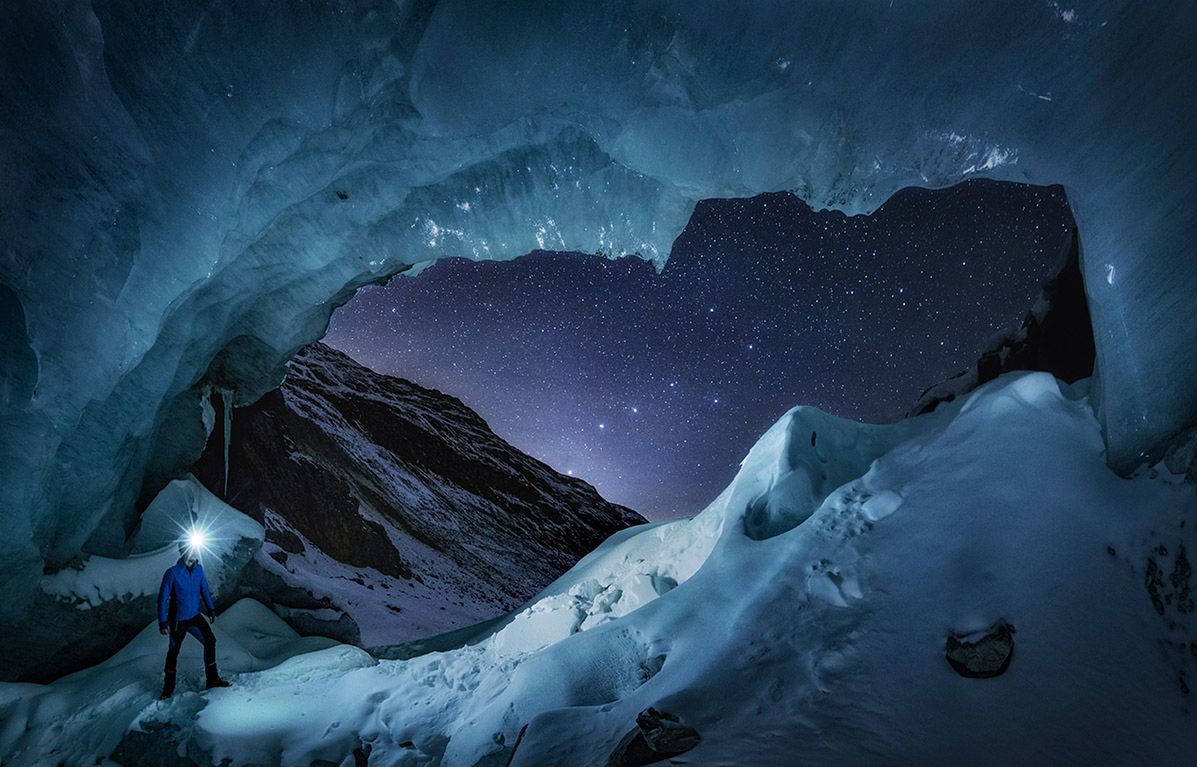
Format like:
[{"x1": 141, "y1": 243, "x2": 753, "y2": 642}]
[
  {"x1": 157, "y1": 570, "x2": 172, "y2": 634},
  {"x1": 199, "y1": 565, "x2": 217, "y2": 619}
]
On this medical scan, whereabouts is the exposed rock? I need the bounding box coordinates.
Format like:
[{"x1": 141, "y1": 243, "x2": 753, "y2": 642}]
[
  {"x1": 110, "y1": 703, "x2": 213, "y2": 767},
  {"x1": 945, "y1": 621, "x2": 1016, "y2": 679},
  {"x1": 231, "y1": 556, "x2": 363, "y2": 645},
  {"x1": 1141, "y1": 535, "x2": 1197, "y2": 697},
  {"x1": 911, "y1": 223, "x2": 1094, "y2": 416},
  {"x1": 637, "y1": 707, "x2": 702, "y2": 753},
  {"x1": 609, "y1": 708, "x2": 702, "y2": 767},
  {"x1": 192, "y1": 342, "x2": 646, "y2": 646}
]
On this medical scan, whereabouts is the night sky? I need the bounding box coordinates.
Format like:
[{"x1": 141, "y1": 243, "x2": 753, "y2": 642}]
[{"x1": 325, "y1": 180, "x2": 1073, "y2": 519}]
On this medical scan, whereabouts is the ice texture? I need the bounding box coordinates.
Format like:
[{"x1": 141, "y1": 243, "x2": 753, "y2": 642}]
[
  {"x1": 1, "y1": 2, "x2": 1195, "y2": 628},
  {"x1": 3, "y1": 373, "x2": 1194, "y2": 765}
]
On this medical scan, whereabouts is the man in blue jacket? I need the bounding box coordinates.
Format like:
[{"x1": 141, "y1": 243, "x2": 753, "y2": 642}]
[{"x1": 157, "y1": 540, "x2": 230, "y2": 698}]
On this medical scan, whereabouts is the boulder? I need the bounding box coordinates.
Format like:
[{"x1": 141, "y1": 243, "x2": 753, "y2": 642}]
[
  {"x1": 609, "y1": 707, "x2": 701, "y2": 767},
  {"x1": 946, "y1": 621, "x2": 1016, "y2": 678}
]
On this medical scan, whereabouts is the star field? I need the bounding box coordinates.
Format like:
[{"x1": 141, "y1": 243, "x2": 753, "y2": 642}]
[{"x1": 324, "y1": 180, "x2": 1073, "y2": 519}]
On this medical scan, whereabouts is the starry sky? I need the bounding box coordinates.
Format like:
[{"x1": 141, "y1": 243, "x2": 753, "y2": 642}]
[{"x1": 325, "y1": 180, "x2": 1073, "y2": 520}]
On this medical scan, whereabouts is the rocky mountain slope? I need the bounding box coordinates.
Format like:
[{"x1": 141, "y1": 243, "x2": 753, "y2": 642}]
[{"x1": 191, "y1": 343, "x2": 645, "y2": 646}]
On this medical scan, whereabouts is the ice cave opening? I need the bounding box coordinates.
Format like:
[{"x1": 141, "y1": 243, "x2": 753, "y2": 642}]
[
  {"x1": 159, "y1": 177, "x2": 1085, "y2": 661},
  {"x1": 5, "y1": 0, "x2": 1195, "y2": 640},
  {"x1": 316, "y1": 180, "x2": 1089, "y2": 518}
]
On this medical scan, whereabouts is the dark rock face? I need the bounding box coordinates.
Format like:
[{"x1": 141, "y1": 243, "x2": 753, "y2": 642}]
[
  {"x1": 608, "y1": 708, "x2": 702, "y2": 767},
  {"x1": 192, "y1": 342, "x2": 645, "y2": 646},
  {"x1": 945, "y1": 621, "x2": 1016, "y2": 679},
  {"x1": 911, "y1": 222, "x2": 1095, "y2": 416},
  {"x1": 109, "y1": 698, "x2": 212, "y2": 767}
]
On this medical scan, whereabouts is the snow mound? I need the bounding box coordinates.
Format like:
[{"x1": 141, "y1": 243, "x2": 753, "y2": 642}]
[{"x1": 5, "y1": 372, "x2": 1193, "y2": 766}]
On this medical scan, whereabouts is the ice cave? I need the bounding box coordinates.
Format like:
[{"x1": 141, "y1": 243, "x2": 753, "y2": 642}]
[{"x1": 1, "y1": 1, "x2": 1195, "y2": 765}]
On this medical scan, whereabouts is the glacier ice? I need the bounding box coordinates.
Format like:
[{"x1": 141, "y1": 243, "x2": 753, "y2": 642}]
[
  {"x1": 220, "y1": 388, "x2": 233, "y2": 498},
  {"x1": 2, "y1": 373, "x2": 1194, "y2": 765},
  {"x1": 1, "y1": 1, "x2": 1195, "y2": 648}
]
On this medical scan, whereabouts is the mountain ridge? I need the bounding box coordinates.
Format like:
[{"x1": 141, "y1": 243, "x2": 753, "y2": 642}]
[{"x1": 192, "y1": 342, "x2": 646, "y2": 646}]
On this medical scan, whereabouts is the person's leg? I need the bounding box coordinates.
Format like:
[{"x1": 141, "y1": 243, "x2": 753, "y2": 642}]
[
  {"x1": 189, "y1": 619, "x2": 216, "y2": 668},
  {"x1": 164, "y1": 625, "x2": 183, "y2": 674},
  {"x1": 161, "y1": 622, "x2": 185, "y2": 698},
  {"x1": 185, "y1": 621, "x2": 206, "y2": 654},
  {"x1": 193, "y1": 617, "x2": 229, "y2": 688}
]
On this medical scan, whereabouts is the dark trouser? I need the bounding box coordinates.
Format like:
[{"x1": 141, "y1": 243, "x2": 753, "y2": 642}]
[{"x1": 164, "y1": 615, "x2": 216, "y2": 674}]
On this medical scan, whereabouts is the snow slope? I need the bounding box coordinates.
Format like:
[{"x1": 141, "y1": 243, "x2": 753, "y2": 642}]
[{"x1": 4, "y1": 372, "x2": 1193, "y2": 765}]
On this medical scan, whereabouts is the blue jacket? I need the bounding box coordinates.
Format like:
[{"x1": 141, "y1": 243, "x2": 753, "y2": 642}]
[{"x1": 158, "y1": 557, "x2": 216, "y2": 626}]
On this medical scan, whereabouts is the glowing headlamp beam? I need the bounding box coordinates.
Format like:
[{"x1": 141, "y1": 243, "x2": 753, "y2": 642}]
[
  {"x1": 173, "y1": 512, "x2": 227, "y2": 562},
  {"x1": 186, "y1": 528, "x2": 208, "y2": 553}
]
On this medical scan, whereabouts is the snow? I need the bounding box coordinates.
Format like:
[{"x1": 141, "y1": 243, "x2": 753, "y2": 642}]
[
  {"x1": 4, "y1": 373, "x2": 1193, "y2": 765},
  {"x1": 0, "y1": 599, "x2": 339, "y2": 766},
  {"x1": 256, "y1": 510, "x2": 514, "y2": 647},
  {"x1": 2, "y1": 1, "x2": 1195, "y2": 632}
]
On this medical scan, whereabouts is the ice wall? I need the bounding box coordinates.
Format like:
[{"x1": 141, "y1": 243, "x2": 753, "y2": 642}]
[{"x1": 1, "y1": 1, "x2": 1194, "y2": 631}]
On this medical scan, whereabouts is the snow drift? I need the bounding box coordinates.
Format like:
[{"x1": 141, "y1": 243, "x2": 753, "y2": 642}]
[
  {"x1": 2, "y1": 1, "x2": 1196, "y2": 643},
  {"x1": 2, "y1": 373, "x2": 1193, "y2": 765}
]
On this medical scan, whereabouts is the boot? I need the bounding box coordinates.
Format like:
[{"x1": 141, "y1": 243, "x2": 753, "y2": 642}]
[
  {"x1": 205, "y1": 663, "x2": 230, "y2": 689},
  {"x1": 159, "y1": 671, "x2": 176, "y2": 699}
]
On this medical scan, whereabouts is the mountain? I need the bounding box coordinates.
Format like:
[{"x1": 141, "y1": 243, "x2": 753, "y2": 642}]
[{"x1": 191, "y1": 342, "x2": 645, "y2": 646}]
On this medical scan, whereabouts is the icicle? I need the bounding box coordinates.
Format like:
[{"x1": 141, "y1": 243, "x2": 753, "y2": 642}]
[
  {"x1": 220, "y1": 387, "x2": 233, "y2": 497},
  {"x1": 200, "y1": 385, "x2": 216, "y2": 440}
]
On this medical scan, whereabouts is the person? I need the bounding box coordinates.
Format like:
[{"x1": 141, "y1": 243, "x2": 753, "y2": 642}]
[{"x1": 157, "y1": 540, "x2": 230, "y2": 698}]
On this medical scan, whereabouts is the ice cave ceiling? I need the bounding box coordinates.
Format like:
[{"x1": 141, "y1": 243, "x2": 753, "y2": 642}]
[{"x1": 0, "y1": 0, "x2": 1194, "y2": 630}]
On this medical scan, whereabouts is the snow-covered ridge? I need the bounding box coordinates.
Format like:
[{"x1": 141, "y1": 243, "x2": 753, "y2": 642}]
[{"x1": 4, "y1": 372, "x2": 1193, "y2": 765}]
